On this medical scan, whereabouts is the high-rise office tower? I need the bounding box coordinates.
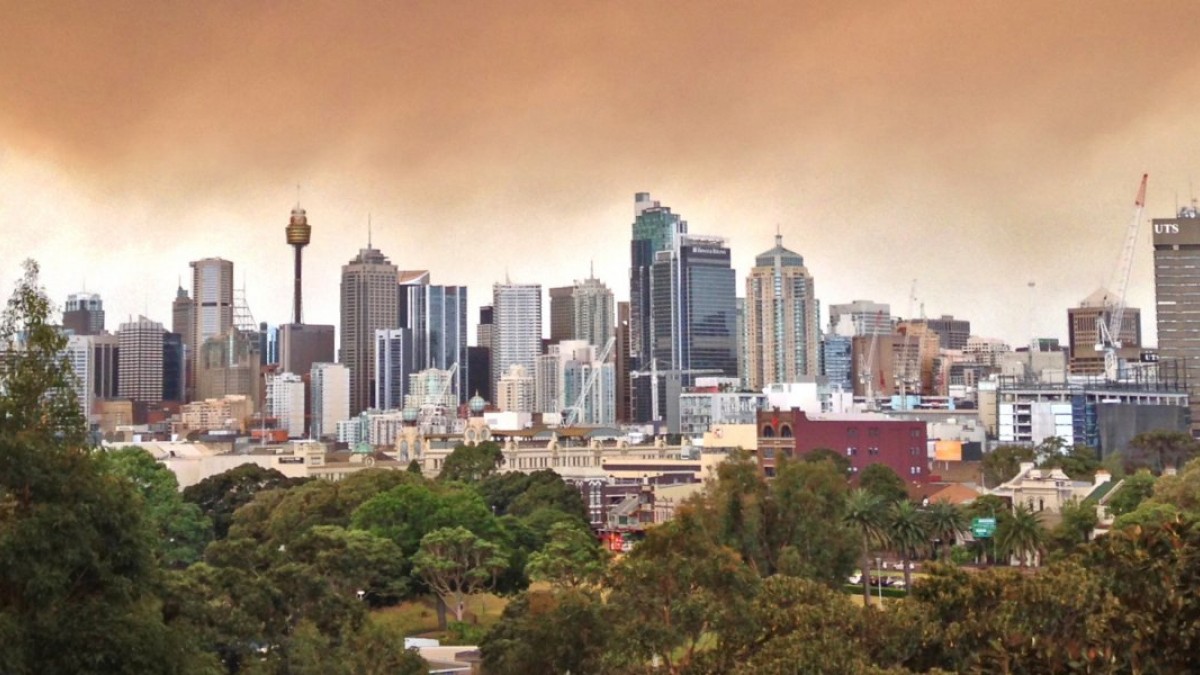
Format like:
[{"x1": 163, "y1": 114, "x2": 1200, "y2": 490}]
[
  {"x1": 91, "y1": 333, "x2": 119, "y2": 399},
  {"x1": 614, "y1": 301, "x2": 631, "y2": 422},
  {"x1": 1067, "y1": 289, "x2": 1141, "y2": 376},
  {"x1": 648, "y1": 234, "x2": 738, "y2": 429},
  {"x1": 266, "y1": 372, "x2": 306, "y2": 438},
  {"x1": 258, "y1": 323, "x2": 280, "y2": 367},
  {"x1": 191, "y1": 258, "x2": 234, "y2": 348},
  {"x1": 171, "y1": 284, "x2": 193, "y2": 400},
  {"x1": 403, "y1": 283, "x2": 469, "y2": 403},
  {"x1": 374, "y1": 328, "x2": 414, "y2": 411},
  {"x1": 630, "y1": 193, "x2": 688, "y2": 423},
  {"x1": 1153, "y1": 205, "x2": 1200, "y2": 434},
  {"x1": 191, "y1": 258, "x2": 234, "y2": 399},
  {"x1": 62, "y1": 292, "x2": 104, "y2": 336},
  {"x1": 630, "y1": 192, "x2": 687, "y2": 365},
  {"x1": 467, "y1": 347, "x2": 492, "y2": 403},
  {"x1": 549, "y1": 286, "x2": 575, "y2": 343},
  {"x1": 311, "y1": 363, "x2": 350, "y2": 440},
  {"x1": 650, "y1": 239, "x2": 736, "y2": 371},
  {"x1": 477, "y1": 305, "x2": 494, "y2": 350},
  {"x1": 745, "y1": 233, "x2": 819, "y2": 389},
  {"x1": 911, "y1": 315, "x2": 971, "y2": 351},
  {"x1": 162, "y1": 332, "x2": 185, "y2": 403},
  {"x1": 278, "y1": 323, "x2": 335, "y2": 377},
  {"x1": 340, "y1": 243, "x2": 400, "y2": 415},
  {"x1": 821, "y1": 331, "x2": 854, "y2": 392},
  {"x1": 195, "y1": 328, "x2": 262, "y2": 407},
  {"x1": 829, "y1": 300, "x2": 892, "y2": 336},
  {"x1": 491, "y1": 282, "x2": 542, "y2": 396},
  {"x1": 549, "y1": 273, "x2": 615, "y2": 350},
  {"x1": 118, "y1": 316, "x2": 164, "y2": 404}
]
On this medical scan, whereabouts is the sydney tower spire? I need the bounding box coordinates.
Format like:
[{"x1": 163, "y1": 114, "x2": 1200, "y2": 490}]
[{"x1": 285, "y1": 206, "x2": 311, "y2": 324}]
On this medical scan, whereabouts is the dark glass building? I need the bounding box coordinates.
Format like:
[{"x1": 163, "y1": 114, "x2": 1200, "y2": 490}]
[{"x1": 647, "y1": 235, "x2": 738, "y2": 430}]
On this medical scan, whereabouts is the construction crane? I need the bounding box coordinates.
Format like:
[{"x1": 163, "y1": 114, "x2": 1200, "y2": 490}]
[
  {"x1": 858, "y1": 310, "x2": 885, "y2": 411},
  {"x1": 630, "y1": 359, "x2": 722, "y2": 427},
  {"x1": 562, "y1": 337, "x2": 616, "y2": 427},
  {"x1": 1095, "y1": 174, "x2": 1149, "y2": 381},
  {"x1": 417, "y1": 362, "x2": 459, "y2": 434}
]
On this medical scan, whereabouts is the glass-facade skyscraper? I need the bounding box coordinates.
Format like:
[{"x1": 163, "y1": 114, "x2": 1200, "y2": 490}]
[
  {"x1": 403, "y1": 284, "x2": 469, "y2": 404},
  {"x1": 629, "y1": 193, "x2": 687, "y2": 423},
  {"x1": 647, "y1": 234, "x2": 738, "y2": 430},
  {"x1": 650, "y1": 235, "x2": 738, "y2": 378}
]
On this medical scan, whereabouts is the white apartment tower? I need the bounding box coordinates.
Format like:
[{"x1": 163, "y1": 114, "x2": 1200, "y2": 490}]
[
  {"x1": 310, "y1": 362, "x2": 350, "y2": 441},
  {"x1": 491, "y1": 281, "x2": 542, "y2": 395},
  {"x1": 266, "y1": 372, "x2": 306, "y2": 438}
]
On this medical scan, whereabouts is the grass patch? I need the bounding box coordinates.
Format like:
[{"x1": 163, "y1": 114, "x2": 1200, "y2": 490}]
[{"x1": 371, "y1": 592, "x2": 511, "y2": 644}]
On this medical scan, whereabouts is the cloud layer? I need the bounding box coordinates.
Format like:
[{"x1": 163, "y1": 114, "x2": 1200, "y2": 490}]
[{"x1": 3, "y1": 1, "x2": 1200, "y2": 344}]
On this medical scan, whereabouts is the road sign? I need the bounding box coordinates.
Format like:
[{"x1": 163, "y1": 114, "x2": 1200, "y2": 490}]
[{"x1": 971, "y1": 516, "x2": 996, "y2": 539}]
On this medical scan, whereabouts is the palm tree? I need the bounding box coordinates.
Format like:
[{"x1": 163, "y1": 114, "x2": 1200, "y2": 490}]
[
  {"x1": 997, "y1": 503, "x2": 1045, "y2": 568},
  {"x1": 926, "y1": 500, "x2": 967, "y2": 561},
  {"x1": 844, "y1": 488, "x2": 889, "y2": 606},
  {"x1": 889, "y1": 500, "x2": 929, "y2": 590}
]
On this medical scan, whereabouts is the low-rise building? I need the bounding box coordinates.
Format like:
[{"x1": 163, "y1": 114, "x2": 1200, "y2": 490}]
[
  {"x1": 179, "y1": 395, "x2": 254, "y2": 433},
  {"x1": 756, "y1": 409, "x2": 928, "y2": 481}
]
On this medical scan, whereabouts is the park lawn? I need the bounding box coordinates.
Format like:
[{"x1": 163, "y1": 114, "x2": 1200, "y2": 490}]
[{"x1": 371, "y1": 592, "x2": 512, "y2": 642}]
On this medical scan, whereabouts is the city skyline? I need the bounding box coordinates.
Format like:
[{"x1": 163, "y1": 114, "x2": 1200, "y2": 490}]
[{"x1": 5, "y1": 2, "x2": 1200, "y2": 346}]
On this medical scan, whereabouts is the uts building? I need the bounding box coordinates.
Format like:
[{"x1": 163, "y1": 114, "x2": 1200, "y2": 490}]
[{"x1": 1153, "y1": 204, "x2": 1200, "y2": 436}]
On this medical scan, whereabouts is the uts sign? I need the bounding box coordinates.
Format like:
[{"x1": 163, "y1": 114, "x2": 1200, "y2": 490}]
[{"x1": 1152, "y1": 218, "x2": 1200, "y2": 246}]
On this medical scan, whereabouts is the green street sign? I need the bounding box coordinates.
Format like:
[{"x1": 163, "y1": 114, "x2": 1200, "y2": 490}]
[{"x1": 971, "y1": 516, "x2": 996, "y2": 539}]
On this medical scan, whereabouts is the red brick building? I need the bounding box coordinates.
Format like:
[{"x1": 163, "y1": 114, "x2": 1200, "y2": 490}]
[{"x1": 756, "y1": 410, "x2": 928, "y2": 482}]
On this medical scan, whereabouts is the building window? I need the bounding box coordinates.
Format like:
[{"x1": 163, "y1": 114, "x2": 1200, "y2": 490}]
[
  {"x1": 762, "y1": 425, "x2": 775, "y2": 438},
  {"x1": 846, "y1": 447, "x2": 857, "y2": 456},
  {"x1": 780, "y1": 424, "x2": 793, "y2": 438},
  {"x1": 868, "y1": 447, "x2": 879, "y2": 456},
  {"x1": 868, "y1": 428, "x2": 880, "y2": 438}
]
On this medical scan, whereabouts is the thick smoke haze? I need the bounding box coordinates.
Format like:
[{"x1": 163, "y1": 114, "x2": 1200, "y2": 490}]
[{"x1": 3, "y1": 1, "x2": 1200, "y2": 345}]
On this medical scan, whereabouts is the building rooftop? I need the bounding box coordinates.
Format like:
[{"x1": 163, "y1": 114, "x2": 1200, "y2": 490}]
[{"x1": 754, "y1": 233, "x2": 806, "y2": 268}]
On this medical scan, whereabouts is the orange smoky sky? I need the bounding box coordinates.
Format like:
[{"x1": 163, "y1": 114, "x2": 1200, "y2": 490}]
[{"x1": 3, "y1": 1, "x2": 1200, "y2": 345}]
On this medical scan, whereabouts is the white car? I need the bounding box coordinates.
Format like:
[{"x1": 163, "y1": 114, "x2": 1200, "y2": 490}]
[{"x1": 848, "y1": 574, "x2": 862, "y2": 585}]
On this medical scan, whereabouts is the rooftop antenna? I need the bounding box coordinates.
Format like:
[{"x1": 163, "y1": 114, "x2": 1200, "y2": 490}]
[
  {"x1": 589, "y1": 259, "x2": 594, "y2": 279},
  {"x1": 367, "y1": 213, "x2": 373, "y2": 248},
  {"x1": 295, "y1": 183, "x2": 302, "y2": 208},
  {"x1": 1027, "y1": 281, "x2": 1037, "y2": 351}
]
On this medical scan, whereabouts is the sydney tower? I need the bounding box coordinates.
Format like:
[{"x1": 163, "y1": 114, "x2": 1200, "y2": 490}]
[{"x1": 285, "y1": 206, "x2": 311, "y2": 324}]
